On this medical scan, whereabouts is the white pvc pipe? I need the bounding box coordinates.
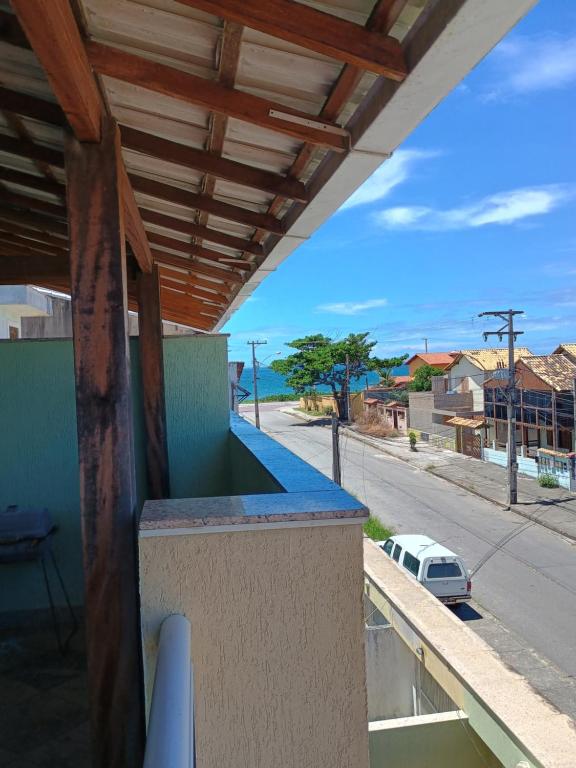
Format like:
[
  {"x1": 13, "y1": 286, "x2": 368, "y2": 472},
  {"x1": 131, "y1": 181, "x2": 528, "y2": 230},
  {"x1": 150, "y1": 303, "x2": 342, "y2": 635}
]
[{"x1": 144, "y1": 614, "x2": 193, "y2": 768}]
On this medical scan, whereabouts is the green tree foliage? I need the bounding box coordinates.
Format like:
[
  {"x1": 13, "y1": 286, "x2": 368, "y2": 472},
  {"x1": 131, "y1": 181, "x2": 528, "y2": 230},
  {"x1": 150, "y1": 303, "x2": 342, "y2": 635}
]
[
  {"x1": 372, "y1": 353, "x2": 409, "y2": 387},
  {"x1": 408, "y1": 364, "x2": 444, "y2": 392},
  {"x1": 270, "y1": 332, "x2": 380, "y2": 420}
]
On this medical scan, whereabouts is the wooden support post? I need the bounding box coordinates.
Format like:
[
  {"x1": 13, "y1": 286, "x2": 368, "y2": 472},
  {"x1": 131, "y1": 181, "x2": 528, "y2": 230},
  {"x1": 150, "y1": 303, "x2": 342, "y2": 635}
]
[
  {"x1": 137, "y1": 265, "x2": 170, "y2": 499},
  {"x1": 65, "y1": 119, "x2": 145, "y2": 768}
]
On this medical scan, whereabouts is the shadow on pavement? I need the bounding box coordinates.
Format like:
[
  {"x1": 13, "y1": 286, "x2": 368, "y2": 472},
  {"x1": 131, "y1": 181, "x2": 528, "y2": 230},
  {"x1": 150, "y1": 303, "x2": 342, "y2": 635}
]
[{"x1": 450, "y1": 603, "x2": 483, "y2": 622}]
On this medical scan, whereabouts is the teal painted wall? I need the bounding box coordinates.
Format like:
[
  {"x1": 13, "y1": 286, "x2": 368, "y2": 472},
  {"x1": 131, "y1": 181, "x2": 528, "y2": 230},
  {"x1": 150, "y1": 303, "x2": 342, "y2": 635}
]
[
  {"x1": 0, "y1": 334, "x2": 231, "y2": 614},
  {"x1": 0, "y1": 340, "x2": 83, "y2": 613},
  {"x1": 163, "y1": 335, "x2": 230, "y2": 498}
]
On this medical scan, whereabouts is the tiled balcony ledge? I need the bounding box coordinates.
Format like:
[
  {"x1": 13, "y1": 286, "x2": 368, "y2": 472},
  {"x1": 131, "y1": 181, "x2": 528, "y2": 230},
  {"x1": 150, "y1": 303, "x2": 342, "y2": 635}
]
[{"x1": 140, "y1": 413, "x2": 367, "y2": 534}]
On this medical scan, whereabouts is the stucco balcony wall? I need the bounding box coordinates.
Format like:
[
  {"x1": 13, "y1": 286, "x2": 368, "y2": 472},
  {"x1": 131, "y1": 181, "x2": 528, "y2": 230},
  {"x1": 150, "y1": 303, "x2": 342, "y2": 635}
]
[{"x1": 139, "y1": 414, "x2": 370, "y2": 768}]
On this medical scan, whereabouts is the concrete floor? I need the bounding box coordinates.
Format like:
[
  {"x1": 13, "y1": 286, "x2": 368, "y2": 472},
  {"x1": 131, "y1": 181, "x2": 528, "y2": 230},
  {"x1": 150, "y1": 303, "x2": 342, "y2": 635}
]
[
  {"x1": 256, "y1": 407, "x2": 576, "y2": 722},
  {"x1": 0, "y1": 621, "x2": 89, "y2": 767}
]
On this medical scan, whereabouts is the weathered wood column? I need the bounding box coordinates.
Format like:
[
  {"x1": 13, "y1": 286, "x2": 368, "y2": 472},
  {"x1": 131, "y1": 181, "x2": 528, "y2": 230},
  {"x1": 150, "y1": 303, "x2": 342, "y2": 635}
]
[
  {"x1": 65, "y1": 118, "x2": 145, "y2": 768},
  {"x1": 137, "y1": 265, "x2": 170, "y2": 499}
]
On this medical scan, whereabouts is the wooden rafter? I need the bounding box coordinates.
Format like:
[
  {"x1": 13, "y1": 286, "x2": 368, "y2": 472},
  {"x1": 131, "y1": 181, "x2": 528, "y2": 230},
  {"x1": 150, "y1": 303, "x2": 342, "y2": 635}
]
[
  {"x1": 129, "y1": 173, "x2": 285, "y2": 235},
  {"x1": 0, "y1": 110, "x2": 62, "y2": 192},
  {"x1": 0, "y1": 253, "x2": 68, "y2": 282},
  {"x1": 9, "y1": 0, "x2": 152, "y2": 272},
  {"x1": 195, "y1": 21, "x2": 243, "y2": 252},
  {"x1": 86, "y1": 41, "x2": 349, "y2": 151},
  {"x1": 0, "y1": 207, "x2": 68, "y2": 236},
  {"x1": 0, "y1": 166, "x2": 64, "y2": 197},
  {"x1": 0, "y1": 188, "x2": 65, "y2": 218},
  {"x1": 176, "y1": 0, "x2": 406, "y2": 79},
  {"x1": 121, "y1": 126, "x2": 308, "y2": 202},
  {"x1": 245, "y1": 0, "x2": 409, "y2": 265},
  {"x1": 141, "y1": 208, "x2": 262, "y2": 255},
  {"x1": 151, "y1": 250, "x2": 244, "y2": 284}
]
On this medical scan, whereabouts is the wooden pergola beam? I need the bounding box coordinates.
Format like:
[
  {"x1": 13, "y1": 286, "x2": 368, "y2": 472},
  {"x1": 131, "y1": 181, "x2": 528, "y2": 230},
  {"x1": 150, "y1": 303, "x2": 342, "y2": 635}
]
[
  {"x1": 0, "y1": 166, "x2": 65, "y2": 197},
  {"x1": 0, "y1": 188, "x2": 66, "y2": 219},
  {"x1": 0, "y1": 85, "x2": 66, "y2": 127},
  {"x1": 129, "y1": 173, "x2": 285, "y2": 235},
  {"x1": 0, "y1": 154, "x2": 282, "y2": 237},
  {"x1": 177, "y1": 0, "x2": 406, "y2": 80},
  {"x1": 0, "y1": 253, "x2": 68, "y2": 283},
  {"x1": 0, "y1": 133, "x2": 64, "y2": 167},
  {"x1": 137, "y1": 266, "x2": 170, "y2": 500},
  {"x1": 86, "y1": 41, "x2": 349, "y2": 152},
  {"x1": 121, "y1": 126, "x2": 308, "y2": 202},
  {"x1": 0, "y1": 219, "x2": 69, "y2": 248},
  {"x1": 158, "y1": 273, "x2": 227, "y2": 307},
  {"x1": 0, "y1": 231, "x2": 68, "y2": 257},
  {"x1": 142, "y1": 208, "x2": 261, "y2": 256},
  {"x1": 0, "y1": 207, "x2": 68, "y2": 236},
  {"x1": 65, "y1": 118, "x2": 144, "y2": 768},
  {"x1": 151, "y1": 250, "x2": 244, "y2": 284},
  {"x1": 160, "y1": 286, "x2": 221, "y2": 319},
  {"x1": 9, "y1": 0, "x2": 101, "y2": 141},
  {"x1": 9, "y1": 0, "x2": 152, "y2": 272},
  {"x1": 156, "y1": 264, "x2": 231, "y2": 298}
]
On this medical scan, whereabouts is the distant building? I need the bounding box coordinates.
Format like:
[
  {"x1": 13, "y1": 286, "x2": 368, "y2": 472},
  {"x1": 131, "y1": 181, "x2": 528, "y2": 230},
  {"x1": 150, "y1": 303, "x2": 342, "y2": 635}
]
[
  {"x1": 484, "y1": 354, "x2": 576, "y2": 453},
  {"x1": 445, "y1": 347, "x2": 533, "y2": 412},
  {"x1": 405, "y1": 352, "x2": 456, "y2": 377}
]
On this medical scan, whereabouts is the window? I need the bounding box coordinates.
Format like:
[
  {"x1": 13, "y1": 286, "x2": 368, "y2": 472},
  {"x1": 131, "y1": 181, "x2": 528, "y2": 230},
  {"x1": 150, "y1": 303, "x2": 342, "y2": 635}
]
[
  {"x1": 523, "y1": 390, "x2": 552, "y2": 409},
  {"x1": 538, "y1": 410, "x2": 553, "y2": 427},
  {"x1": 426, "y1": 562, "x2": 462, "y2": 579},
  {"x1": 495, "y1": 405, "x2": 507, "y2": 420},
  {"x1": 382, "y1": 540, "x2": 393, "y2": 556},
  {"x1": 403, "y1": 552, "x2": 420, "y2": 577},
  {"x1": 485, "y1": 403, "x2": 495, "y2": 419},
  {"x1": 392, "y1": 544, "x2": 402, "y2": 562}
]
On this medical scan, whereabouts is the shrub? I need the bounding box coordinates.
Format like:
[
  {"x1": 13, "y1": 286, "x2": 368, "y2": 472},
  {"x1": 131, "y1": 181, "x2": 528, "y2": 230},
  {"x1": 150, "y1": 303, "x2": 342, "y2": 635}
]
[
  {"x1": 408, "y1": 431, "x2": 417, "y2": 451},
  {"x1": 363, "y1": 515, "x2": 394, "y2": 542},
  {"x1": 538, "y1": 473, "x2": 559, "y2": 489}
]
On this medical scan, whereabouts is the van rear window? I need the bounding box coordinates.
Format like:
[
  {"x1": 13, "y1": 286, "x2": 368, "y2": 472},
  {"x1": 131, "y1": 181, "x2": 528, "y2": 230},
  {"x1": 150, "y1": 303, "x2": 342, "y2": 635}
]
[{"x1": 427, "y1": 562, "x2": 462, "y2": 579}]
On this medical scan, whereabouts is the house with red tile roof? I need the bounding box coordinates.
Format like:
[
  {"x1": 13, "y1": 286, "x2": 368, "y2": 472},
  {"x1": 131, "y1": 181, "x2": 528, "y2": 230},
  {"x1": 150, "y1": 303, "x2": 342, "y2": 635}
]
[{"x1": 405, "y1": 352, "x2": 457, "y2": 377}]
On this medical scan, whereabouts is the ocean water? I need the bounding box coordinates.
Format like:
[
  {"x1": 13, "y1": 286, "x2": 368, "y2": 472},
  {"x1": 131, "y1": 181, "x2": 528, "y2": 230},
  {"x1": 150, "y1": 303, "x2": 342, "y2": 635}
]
[{"x1": 239, "y1": 365, "x2": 409, "y2": 400}]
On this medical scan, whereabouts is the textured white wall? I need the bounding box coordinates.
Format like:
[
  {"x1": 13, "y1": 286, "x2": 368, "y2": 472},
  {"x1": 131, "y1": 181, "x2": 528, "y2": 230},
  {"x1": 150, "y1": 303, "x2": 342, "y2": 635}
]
[{"x1": 140, "y1": 523, "x2": 369, "y2": 768}]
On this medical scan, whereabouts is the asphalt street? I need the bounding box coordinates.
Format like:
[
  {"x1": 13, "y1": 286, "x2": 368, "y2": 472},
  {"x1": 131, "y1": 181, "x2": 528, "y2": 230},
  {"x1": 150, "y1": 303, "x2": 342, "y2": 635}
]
[{"x1": 254, "y1": 407, "x2": 576, "y2": 720}]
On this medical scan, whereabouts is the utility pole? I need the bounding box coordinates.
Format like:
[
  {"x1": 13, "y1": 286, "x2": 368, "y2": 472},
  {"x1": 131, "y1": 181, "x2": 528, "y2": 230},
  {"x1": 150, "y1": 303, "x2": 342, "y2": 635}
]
[
  {"x1": 345, "y1": 353, "x2": 351, "y2": 423},
  {"x1": 422, "y1": 338, "x2": 429, "y2": 353},
  {"x1": 247, "y1": 340, "x2": 267, "y2": 429},
  {"x1": 331, "y1": 412, "x2": 342, "y2": 485},
  {"x1": 479, "y1": 310, "x2": 524, "y2": 506}
]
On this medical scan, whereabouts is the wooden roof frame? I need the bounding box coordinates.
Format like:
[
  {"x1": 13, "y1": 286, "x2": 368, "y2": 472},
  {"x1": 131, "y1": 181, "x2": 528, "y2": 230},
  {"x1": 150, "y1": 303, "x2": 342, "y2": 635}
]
[{"x1": 0, "y1": 0, "x2": 536, "y2": 330}]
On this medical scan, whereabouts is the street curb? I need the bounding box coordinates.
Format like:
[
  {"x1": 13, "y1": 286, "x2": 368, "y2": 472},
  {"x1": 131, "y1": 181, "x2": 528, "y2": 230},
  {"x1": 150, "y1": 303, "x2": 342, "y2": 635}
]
[{"x1": 278, "y1": 408, "x2": 576, "y2": 543}]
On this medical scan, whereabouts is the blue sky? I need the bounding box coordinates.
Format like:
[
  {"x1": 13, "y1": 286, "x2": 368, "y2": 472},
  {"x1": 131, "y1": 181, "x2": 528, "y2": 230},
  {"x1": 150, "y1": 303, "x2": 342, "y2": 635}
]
[{"x1": 224, "y1": 0, "x2": 576, "y2": 364}]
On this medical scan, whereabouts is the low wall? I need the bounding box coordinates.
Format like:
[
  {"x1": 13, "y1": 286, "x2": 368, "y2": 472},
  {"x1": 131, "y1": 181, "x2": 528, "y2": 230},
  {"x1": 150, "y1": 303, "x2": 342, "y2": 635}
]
[
  {"x1": 409, "y1": 428, "x2": 456, "y2": 452},
  {"x1": 365, "y1": 626, "x2": 415, "y2": 721},
  {"x1": 369, "y1": 712, "x2": 499, "y2": 768},
  {"x1": 484, "y1": 448, "x2": 540, "y2": 479}
]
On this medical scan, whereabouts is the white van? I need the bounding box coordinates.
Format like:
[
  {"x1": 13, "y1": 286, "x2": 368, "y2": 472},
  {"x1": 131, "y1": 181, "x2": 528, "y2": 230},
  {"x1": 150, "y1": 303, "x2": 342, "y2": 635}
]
[{"x1": 378, "y1": 534, "x2": 471, "y2": 604}]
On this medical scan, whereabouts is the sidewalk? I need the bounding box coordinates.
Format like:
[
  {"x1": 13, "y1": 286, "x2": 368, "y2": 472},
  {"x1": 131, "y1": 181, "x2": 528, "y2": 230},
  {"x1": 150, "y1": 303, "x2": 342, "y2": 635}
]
[{"x1": 282, "y1": 407, "x2": 576, "y2": 542}]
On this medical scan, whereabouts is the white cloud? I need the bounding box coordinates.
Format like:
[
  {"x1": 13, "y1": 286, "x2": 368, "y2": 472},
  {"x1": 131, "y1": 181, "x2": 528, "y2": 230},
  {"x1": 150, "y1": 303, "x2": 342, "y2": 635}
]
[
  {"x1": 340, "y1": 149, "x2": 439, "y2": 210},
  {"x1": 483, "y1": 34, "x2": 576, "y2": 100},
  {"x1": 317, "y1": 298, "x2": 388, "y2": 316},
  {"x1": 375, "y1": 185, "x2": 572, "y2": 231}
]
